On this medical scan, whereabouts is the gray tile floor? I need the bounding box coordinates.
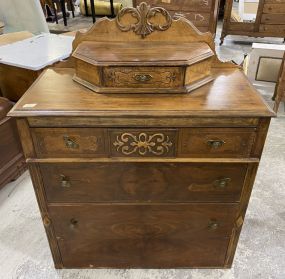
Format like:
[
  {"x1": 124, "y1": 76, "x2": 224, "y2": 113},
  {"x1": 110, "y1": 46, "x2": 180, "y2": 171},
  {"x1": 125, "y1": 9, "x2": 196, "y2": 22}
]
[{"x1": 1, "y1": 12, "x2": 285, "y2": 279}]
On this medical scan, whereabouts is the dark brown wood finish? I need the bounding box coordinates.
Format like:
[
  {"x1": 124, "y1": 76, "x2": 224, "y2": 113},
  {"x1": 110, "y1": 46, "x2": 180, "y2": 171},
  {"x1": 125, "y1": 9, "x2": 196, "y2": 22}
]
[
  {"x1": 31, "y1": 128, "x2": 108, "y2": 158},
  {"x1": 49, "y1": 203, "x2": 237, "y2": 268},
  {"x1": 40, "y1": 162, "x2": 248, "y2": 203},
  {"x1": 8, "y1": 3, "x2": 274, "y2": 269}
]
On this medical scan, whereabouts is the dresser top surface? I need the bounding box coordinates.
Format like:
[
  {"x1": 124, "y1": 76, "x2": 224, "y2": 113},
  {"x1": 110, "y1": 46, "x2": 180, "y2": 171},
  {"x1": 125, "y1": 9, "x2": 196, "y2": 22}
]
[
  {"x1": 72, "y1": 41, "x2": 214, "y2": 66},
  {"x1": 9, "y1": 68, "x2": 274, "y2": 118}
]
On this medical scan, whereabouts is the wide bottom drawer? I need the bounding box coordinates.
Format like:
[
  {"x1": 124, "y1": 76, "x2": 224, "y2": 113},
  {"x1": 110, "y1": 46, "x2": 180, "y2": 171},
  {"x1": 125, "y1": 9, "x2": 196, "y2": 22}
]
[{"x1": 50, "y1": 203, "x2": 237, "y2": 268}]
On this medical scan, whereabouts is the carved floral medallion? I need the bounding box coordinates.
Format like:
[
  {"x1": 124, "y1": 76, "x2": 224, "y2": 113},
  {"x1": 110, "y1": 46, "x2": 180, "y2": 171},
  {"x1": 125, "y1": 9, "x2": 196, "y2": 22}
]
[{"x1": 113, "y1": 132, "x2": 173, "y2": 156}]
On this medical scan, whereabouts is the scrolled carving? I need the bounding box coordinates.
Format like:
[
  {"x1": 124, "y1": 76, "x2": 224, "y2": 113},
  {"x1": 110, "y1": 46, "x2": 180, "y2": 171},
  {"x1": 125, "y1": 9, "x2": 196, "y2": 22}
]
[
  {"x1": 116, "y1": 2, "x2": 172, "y2": 38},
  {"x1": 113, "y1": 132, "x2": 173, "y2": 156}
]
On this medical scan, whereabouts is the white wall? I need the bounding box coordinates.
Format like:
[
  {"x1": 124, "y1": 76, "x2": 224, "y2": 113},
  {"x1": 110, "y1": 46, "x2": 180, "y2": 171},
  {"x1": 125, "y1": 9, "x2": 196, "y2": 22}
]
[{"x1": 0, "y1": 0, "x2": 49, "y2": 34}]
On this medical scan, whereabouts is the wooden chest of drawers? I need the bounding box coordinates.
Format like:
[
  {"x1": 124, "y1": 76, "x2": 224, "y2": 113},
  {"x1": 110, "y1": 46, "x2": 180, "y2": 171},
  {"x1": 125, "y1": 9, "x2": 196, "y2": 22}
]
[
  {"x1": 9, "y1": 67, "x2": 274, "y2": 268},
  {"x1": 8, "y1": 4, "x2": 274, "y2": 269},
  {"x1": 220, "y1": 0, "x2": 285, "y2": 44}
]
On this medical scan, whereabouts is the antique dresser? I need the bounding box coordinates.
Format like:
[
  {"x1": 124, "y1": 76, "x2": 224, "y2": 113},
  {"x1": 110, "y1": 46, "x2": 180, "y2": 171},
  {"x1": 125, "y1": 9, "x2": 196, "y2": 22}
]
[{"x1": 8, "y1": 3, "x2": 274, "y2": 269}]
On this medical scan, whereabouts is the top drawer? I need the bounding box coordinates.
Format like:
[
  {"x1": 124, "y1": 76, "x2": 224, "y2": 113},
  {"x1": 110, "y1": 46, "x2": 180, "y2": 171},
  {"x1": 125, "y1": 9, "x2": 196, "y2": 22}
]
[
  {"x1": 31, "y1": 128, "x2": 108, "y2": 158},
  {"x1": 31, "y1": 127, "x2": 256, "y2": 158},
  {"x1": 179, "y1": 128, "x2": 256, "y2": 158}
]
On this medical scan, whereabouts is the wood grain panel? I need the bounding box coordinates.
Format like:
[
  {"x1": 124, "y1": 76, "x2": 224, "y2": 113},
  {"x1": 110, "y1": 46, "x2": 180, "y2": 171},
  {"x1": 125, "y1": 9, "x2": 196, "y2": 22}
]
[
  {"x1": 49, "y1": 203, "x2": 237, "y2": 268},
  {"x1": 265, "y1": 0, "x2": 285, "y2": 3},
  {"x1": 8, "y1": 68, "x2": 275, "y2": 118},
  {"x1": 179, "y1": 128, "x2": 256, "y2": 158},
  {"x1": 41, "y1": 162, "x2": 248, "y2": 203},
  {"x1": 263, "y1": 3, "x2": 285, "y2": 13},
  {"x1": 261, "y1": 14, "x2": 285, "y2": 24},
  {"x1": 259, "y1": 24, "x2": 285, "y2": 32}
]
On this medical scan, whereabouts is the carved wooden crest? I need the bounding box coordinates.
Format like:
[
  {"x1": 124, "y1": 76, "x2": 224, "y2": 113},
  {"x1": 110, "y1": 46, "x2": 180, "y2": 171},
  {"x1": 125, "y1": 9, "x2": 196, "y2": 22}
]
[{"x1": 116, "y1": 2, "x2": 172, "y2": 38}]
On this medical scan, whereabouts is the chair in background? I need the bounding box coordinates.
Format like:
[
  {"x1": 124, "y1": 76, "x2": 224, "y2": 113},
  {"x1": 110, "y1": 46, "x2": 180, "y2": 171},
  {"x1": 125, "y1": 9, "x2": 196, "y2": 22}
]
[
  {"x1": 81, "y1": 0, "x2": 116, "y2": 23},
  {"x1": 52, "y1": 0, "x2": 75, "y2": 26}
]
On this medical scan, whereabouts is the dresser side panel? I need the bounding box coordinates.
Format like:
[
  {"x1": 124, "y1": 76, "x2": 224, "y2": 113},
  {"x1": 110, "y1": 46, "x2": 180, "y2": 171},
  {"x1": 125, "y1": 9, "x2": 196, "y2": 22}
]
[{"x1": 16, "y1": 119, "x2": 63, "y2": 268}]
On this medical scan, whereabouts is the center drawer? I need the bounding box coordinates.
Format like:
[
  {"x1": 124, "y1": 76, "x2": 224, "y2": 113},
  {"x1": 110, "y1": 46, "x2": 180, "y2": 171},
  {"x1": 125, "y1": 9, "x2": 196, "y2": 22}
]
[
  {"x1": 103, "y1": 66, "x2": 183, "y2": 88},
  {"x1": 31, "y1": 127, "x2": 256, "y2": 158},
  {"x1": 49, "y1": 203, "x2": 237, "y2": 268},
  {"x1": 40, "y1": 162, "x2": 248, "y2": 203}
]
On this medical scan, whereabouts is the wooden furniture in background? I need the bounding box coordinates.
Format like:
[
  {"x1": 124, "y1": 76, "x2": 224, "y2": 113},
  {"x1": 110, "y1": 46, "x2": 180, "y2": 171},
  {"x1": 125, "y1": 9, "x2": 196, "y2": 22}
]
[
  {"x1": 133, "y1": 0, "x2": 220, "y2": 33},
  {"x1": 220, "y1": 0, "x2": 285, "y2": 45},
  {"x1": 0, "y1": 97, "x2": 26, "y2": 189},
  {"x1": 9, "y1": 3, "x2": 274, "y2": 269},
  {"x1": 273, "y1": 52, "x2": 285, "y2": 113},
  {"x1": 0, "y1": 31, "x2": 39, "y2": 102},
  {"x1": 0, "y1": 32, "x2": 74, "y2": 102}
]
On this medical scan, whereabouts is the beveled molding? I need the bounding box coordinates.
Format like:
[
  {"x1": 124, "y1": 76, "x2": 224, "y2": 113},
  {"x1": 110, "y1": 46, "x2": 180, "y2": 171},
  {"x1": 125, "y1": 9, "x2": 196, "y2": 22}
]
[{"x1": 27, "y1": 117, "x2": 260, "y2": 128}]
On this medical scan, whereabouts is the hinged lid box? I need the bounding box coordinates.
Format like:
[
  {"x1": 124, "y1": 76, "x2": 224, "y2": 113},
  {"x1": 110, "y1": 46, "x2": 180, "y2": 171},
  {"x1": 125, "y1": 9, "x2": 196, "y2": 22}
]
[{"x1": 72, "y1": 41, "x2": 214, "y2": 93}]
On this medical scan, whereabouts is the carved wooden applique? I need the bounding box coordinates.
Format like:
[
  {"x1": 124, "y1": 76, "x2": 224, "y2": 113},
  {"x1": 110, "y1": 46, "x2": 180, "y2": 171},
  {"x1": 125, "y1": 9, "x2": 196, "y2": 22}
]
[{"x1": 116, "y1": 2, "x2": 172, "y2": 38}]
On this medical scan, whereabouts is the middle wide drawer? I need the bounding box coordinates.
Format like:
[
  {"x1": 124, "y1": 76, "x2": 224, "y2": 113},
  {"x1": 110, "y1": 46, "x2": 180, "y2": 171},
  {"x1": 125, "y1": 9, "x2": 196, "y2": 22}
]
[{"x1": 40, "y1": 162, "x2": 248, "y2": 203}]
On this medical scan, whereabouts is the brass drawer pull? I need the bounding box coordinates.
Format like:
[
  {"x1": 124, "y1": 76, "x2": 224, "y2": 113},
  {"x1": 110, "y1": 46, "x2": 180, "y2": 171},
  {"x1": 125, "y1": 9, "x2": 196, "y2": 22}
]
[
  {"x1": 133, "y1": 74, "x2": 153, "y2": 83},
  {"x1": 63, "y1": 135, "x2": 79, "y2": 149},
  {"x1": 213, "y1": 177, "x2": 231, "y2": 188},
  {"x1": 208, "y1": 219, "x2": 219, "y2": 230},
  {"x1": 60, "y1": 174, "x2": 71, "y2": 188},
  {"x1": 207, "y1": 139, "x2": 225, "y2": 149}
]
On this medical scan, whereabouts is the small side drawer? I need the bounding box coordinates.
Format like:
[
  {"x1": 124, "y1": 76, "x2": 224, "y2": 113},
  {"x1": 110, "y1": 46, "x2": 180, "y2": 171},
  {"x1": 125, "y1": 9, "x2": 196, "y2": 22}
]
[
  {"x1": 103, "y1": 67, "x2": 183, "y2": 88},
  {"x1": 259, "y1": 24, "x2": 285, "y2": 33},
  {"x1": 110, "y1": 129, "x2": 177, "y2": 157},
  {"x1": 263, "y1": 4, "x2": 285, "y2": 13},
  {"x1": 31, "y1": 128, "x2": 108, "y2": 158},
  {"x1": 40, "y1": 162, "x2": 248, "y2": 203},
  {"x1": 179, "y1": 128, "x2": 256, "y2": 158},
  {"x1": 261, "y1": 14, "x2": 285, "y2": 25}
]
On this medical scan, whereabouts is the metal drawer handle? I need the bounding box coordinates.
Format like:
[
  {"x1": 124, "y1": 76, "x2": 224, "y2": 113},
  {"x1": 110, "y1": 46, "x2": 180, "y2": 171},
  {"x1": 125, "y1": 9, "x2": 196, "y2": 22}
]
[
  {"x1": 63, "y1": 135, "x2": 79, "y2": 149},
  {"x1": 213, "y1": 177, "x2": 231, "y2": 188},
  {"x1": 133, "y1": 74, "x2": 153, "y2": 82},
  {"x1": 208, "y1": 219, "x2": 219, "y2": 230},
  {"x1": 60, "y1": 174, "x2": 71, "y2": 188},
  {"x1": 207, "y1": 139, "x2": 225, "y2": 149}
]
